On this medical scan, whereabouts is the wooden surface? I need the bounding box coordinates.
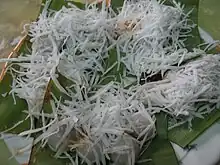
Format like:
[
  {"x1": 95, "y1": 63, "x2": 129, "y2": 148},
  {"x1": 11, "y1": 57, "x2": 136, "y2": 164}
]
[{"x1": 0, "y1": 0, "x2": 41, "y2": 62}]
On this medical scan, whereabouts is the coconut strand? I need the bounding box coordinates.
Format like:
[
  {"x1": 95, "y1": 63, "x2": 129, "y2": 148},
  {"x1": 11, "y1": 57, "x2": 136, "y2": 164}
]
[
  {"x1": 44, "y1": 82, "x2": 156, "y2": 165},
  {"x1": 138, "y1": 55, "x2": 220, "y2": 127},
  {"x1": 112, "y1": 0, "x2": 200, "y2": 78},
  {"x1": 2, "y1": 0, "x2": 220, "y2": 164}
]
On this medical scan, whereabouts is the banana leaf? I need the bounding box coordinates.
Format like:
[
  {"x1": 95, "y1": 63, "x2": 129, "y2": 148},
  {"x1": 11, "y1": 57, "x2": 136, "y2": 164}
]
[
  {"x1": 0, "y1": 37, "x2": 32, "y2": 134},
  {"x1": 111, "y1": 0, "x2": 124, "y2": 10},
  {"x1": 0, "y1": 140, "x2": 19, "y2": 165},
  {"x1": 0, "y1": 93, "x2": 30, "y2": 134},
  {"x1": 30, "y1": 146, "x2": 70, "y2": 165},
  {"x1": 199, "y1": 0, "x2": 220, "y2": 40},
  {"x1": 139, "y1": 113, "x2": 179, "y2": 165},
  {"x1": 180, "y1": 0, "x2": 201, "y2": 49},
  {"x1": 165, "y1": 0, "x2": 201, "y2": 50},
  {"x1": 139, "y1": 138, "x2": 179, "y2": 165},
  {"x1": 40, "y1": 0, "x2": 84, "y2": 11},
  {"x1": 169, "y1": 109, "x2": 220, "y2": 148},
  {"x1": 0, "y1": 73, "x2": 13, "y2": 102},
  {"x1": 100, "y1": 48, "x2": 124, "y2": 85},
  {"x1": 42, "y1": 78, "x2": 71, "y2": 114}
]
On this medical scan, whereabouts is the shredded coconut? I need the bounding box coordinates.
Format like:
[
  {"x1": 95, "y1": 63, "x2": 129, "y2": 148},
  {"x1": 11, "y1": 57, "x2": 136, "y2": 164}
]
[
  {"x1": 46, "y1": 83, "x2": 156, "y2": 165},
  {"x1": 112, "y1": 0, "x2": 199, "y2": 78},
  {"x1": 1, "y1": 0, "x2": 218, "y2": 164},
  {"x1": 137, "y1": 55, "x2": 220, "y2": 123}
]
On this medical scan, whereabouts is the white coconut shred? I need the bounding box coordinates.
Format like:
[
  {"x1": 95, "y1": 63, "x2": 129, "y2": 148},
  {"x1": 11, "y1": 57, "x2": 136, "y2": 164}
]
[
  {"x1": 46, "y1": 82, "x2": 156, "y2": 165},
  {"x1": 1, "y1": 0, "x2": 220, "y2": 165},
  {"x1": 112, "y1": 0, "x2": 200, "y2": 78},
  {"x1": 137, "y1": 55, "x2": 220, "y2": 126}
]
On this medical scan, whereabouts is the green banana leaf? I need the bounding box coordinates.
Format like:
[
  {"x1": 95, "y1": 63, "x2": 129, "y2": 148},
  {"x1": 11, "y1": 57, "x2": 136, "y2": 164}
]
[
  {"x1": 0, "y1": 93, "x2": 30, "y2": 134},
  {"x1": 0, "y1": 140, "x2": 19, "y2": 165},
  {"x1": 0, "y1": 74, "x2": 13, "y2": 102},
  {"x1": 0, "y1": 36, "x2": 31, "y2": 102},
  {"x1": 199, "y1": 0, "x2": 220, "y2": 40},
  {"x1": 30, "y1": 146, "x2": 70, "y2": 165},
  {"x1": 41, "y1": 0, "x2": 84, "y2": 11},
  {"x1": 111, "y1": 0, "x2": 124, "y2": 10},
  {"x1": 139, "y1": 138, "x2": 179, "y2": 165},
  {"x1": 139, "y1": 113, "x2": 179, "y2": 165},
  {"x1": 156, "y1": 113, "x2": 169, "y2": 139},
  {"x1": 169, "y1": 109, "x2": 220, "y2": 148},
  {"x1": 165, "y1": 0, "x2": 201, "y2": 50},
  {"x1": 181, "y1": 0, "x2": 201, "y2": 49},
  {"x1": 100, "y1": 48, "x2": 124, "y2": 85},
  {"x1": 0, "y1": 37, "x2": 32, "y2": 134}
]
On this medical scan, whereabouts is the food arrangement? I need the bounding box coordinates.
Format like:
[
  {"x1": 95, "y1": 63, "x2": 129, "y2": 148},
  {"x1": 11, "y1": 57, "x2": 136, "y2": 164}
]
[{"x1": 0, "y1": 0, "x2": 220, "y2": 164}]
